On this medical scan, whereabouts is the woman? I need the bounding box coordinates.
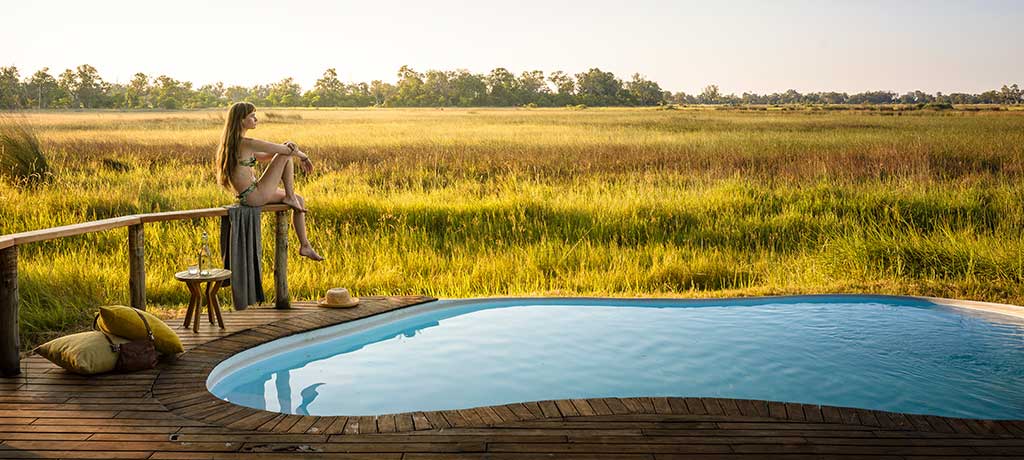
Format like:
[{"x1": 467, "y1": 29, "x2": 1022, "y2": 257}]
[{"x1": 215, "y1": 101, "x2": 324, "y2": 261}]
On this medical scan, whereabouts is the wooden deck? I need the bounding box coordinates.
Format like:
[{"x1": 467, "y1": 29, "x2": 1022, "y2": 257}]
[{"x1": 2, "y1": 296, "x2": 1023, "y2": 459}]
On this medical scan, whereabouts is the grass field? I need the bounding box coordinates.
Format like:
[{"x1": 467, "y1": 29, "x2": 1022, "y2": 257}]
[{"x1": 3, "y1": 107, "x2": 1024, "y2": 348}]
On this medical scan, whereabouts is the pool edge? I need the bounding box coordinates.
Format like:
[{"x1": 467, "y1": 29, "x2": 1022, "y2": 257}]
[
  {"x1": 152, "y1": 293, "x2": 1024, "y2": 435},
  {"x1": 915, "y1": 295, "x2": 1024, "y2": 320}
]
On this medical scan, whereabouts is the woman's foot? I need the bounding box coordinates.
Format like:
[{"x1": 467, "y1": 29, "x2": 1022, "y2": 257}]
[
  {"x1": 299, "y1": 245, "x2": 325, "y2": 261},
  {"x1": 282, "y1": 195, "x2": 308, "y2": 213}
]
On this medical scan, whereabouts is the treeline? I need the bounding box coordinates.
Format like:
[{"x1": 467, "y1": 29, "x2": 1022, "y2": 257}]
[
  {"x1": 684, "y1": 85, "x2": 1024, "y2": 106},
  {"x1": 0, "y1": 64, "x2": 1021, "y2": 109}
]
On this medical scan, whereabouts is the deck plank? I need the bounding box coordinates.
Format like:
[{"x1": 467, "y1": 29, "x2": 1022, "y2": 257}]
[{"x1": 1, "y1": 296, "x2": 1019, "y2": 459}]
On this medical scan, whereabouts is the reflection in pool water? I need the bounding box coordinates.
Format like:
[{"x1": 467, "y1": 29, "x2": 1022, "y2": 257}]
[
  {"x1": 228, "y1": 320, "x2": 439, "y2": 414},
  {"x1": 208, "y1": 296, "x2": 1024, "y2": 419}
]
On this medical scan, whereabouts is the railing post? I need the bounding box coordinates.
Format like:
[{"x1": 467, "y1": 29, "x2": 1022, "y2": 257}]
[
  {"x1": 128, "y1": 224, "x2": 146, "y2": 310},
  {"x1": 1, "y1": 245, "x2": 20, "y2": 377},
  {"x1": 274, "y1": 211, "x2": 290, "y2": 309}
]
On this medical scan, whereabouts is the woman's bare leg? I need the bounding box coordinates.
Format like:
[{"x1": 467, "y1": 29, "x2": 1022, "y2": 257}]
[
  {"x1": 278, "y1": 156, "x2": 300, "y2": 210},
  {"x1": 264, "y1": 190, "x2": 323, "y2": 261},
  {"x1": 292, "y1": 195, "x2": 324, "y2": 261},
  {"x1": 251, "y1": 154, "x2": 306, "y2": 212}
]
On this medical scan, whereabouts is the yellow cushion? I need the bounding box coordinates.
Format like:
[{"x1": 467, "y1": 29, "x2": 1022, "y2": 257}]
[
  {"x1": 95, "y1": 305, "x2": 184, "y2": 355},
  {"x1": 34, "y1": 331, "x2": 129, "y2": 375}
]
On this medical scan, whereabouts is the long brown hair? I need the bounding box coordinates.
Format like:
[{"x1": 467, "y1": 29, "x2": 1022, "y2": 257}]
[{"x1": 215, "y1": 101, "x2": 255, "y2": 189}]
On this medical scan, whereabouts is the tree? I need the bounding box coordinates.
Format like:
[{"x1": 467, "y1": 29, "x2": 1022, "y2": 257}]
[
  {"x1": 976, "y1": 90, "x2": 1000, "y2": 104},
  {"x1": 346, "y1": 81, "x2": 373, "y2": 106},
  {"x1": 124, "y1": 73, "x2": 151, "y2": 108},
  {"x1": 393, "y1": 65, "x2": 425, "y2": 106},
  {"x1": 741, "y1": 92, "x2": 763, "y2": 104},
  {"x1": 104, "y1": 82, "x2": 129, "y2": 109},
  {"x1": 0, "y1": 66, "x2": 24, "y2": 109},
  {"x1": 25, "y1": 68, "x2": 60, "y2": 109},
  {"x1": 224, "y1": 85, "x2": 251, "y2": 104},
  {"x1": 422, "y1": 70, "x2": 454, "y2": 106},
  {"x1": 74, "y1": 64, "x2": 106, "y2": 108},
  {"x1": 485, "y1": 67, "x2": 518, "y2": 106},
  {"x1": 266, "y1": 78, "x2": 301, "y2": 106},
  {"x1": 846, "y1": 91, "x2": 893, "y2": 104},
  {"x1": 779, "y1": 89, "x2": 802, "y2": 104},
  {"x1": 719, "y1": 93, "x2": 741, "y2": 105},
  {"x1": 625, "y1": 73, "x2": 664, "y2": 106},
  {"x1": 898, "y1": 90, "x2": 933, "y2": 104},
  {"x1": 575, "y1": 68, "x2": 623, "y2": 106},
  {"x1": 669, "y1": 91, "x2": 696, "y2": 105},
  {"x1": 307, "y1": 68, "x2": 345, "y2": 107},
  {"x1": 369, "y1": 80, "x2": 394, "y2": 106},
  {"x1": 56, "y1": 69, "x2": 78, "y2": 107},
  {"x1": 548, "y1": 70, "x2": 576, "y2": 106},
  {"x1": 698, "y1": 85, "x2": 721, "y2": 104},
  {"x1": 819, "y1": 91, "x2": 847, "y2": 104},
  {"x1": 1000, "y1": 84, "x2": 1021, "y2": 104},
  {"x1": 947, "y1": 93, "x2": 975, "y2": 104},
  {"x1": 517, "y1": 70, "x2": 549, "y2": 105},
  {"x1": 449, "y1": 70, "x2": 486, "y2": 106},
  {"x1": 153, "y1": 75, "x2": 193, "y2": 109},
  {"x1": 194, "y1": 82, "x2": 225, "y2": 108}
]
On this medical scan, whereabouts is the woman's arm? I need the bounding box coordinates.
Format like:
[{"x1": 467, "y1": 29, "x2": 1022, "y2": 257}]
[
  {"x1": 242, "y1": 137, "x2": 301, "y2": 161},
  {"x1": 244, "y1": 137, "x2": 314, "y2": 173}
]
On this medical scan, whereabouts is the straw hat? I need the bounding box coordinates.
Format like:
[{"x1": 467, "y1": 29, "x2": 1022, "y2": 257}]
[{"x1": 317, "y1": 288, "x2": 359, "y2": 308}]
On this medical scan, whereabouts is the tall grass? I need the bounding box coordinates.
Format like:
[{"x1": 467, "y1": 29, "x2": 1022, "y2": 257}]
[
  {"x1": 3, "y1": 107, "x2": 1024, "y2": 348},
  {"x1": 0, "y1": 116, "x2": 50, "y2": 187}
]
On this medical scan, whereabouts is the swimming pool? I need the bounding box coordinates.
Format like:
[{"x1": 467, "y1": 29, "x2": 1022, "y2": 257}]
[{"x1": 207, "y1": 295, "x2": 1024, "y2": 420}]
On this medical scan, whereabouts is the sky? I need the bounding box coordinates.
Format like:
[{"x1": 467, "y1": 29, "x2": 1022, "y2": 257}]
[{"x1": 4, "y1": 0, "x2": 1023, "y2": 95}]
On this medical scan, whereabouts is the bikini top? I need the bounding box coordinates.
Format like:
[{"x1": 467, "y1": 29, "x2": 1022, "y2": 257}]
[{"x1": 239, "y1": 156, "x2": 257, "y2": 167}]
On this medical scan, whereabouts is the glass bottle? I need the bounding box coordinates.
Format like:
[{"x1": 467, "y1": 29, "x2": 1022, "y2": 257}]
[{"x1": 199, "y1": 231, "x2": 211, "y2": 276}]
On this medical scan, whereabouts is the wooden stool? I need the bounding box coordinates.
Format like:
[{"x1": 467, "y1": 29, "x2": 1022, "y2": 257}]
[{"x1": 174, "y1": 268, "x2": 231, "y2": 333}]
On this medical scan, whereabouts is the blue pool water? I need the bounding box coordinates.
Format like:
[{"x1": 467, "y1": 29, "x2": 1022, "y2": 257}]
[{"x1": 207, "y1": 296, "x2": 1024, "y2": 419}]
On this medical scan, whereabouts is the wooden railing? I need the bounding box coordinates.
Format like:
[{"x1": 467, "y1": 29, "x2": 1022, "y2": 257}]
[{"x1": 0, "y1": 204, "x2": 295, "y2": 377}]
